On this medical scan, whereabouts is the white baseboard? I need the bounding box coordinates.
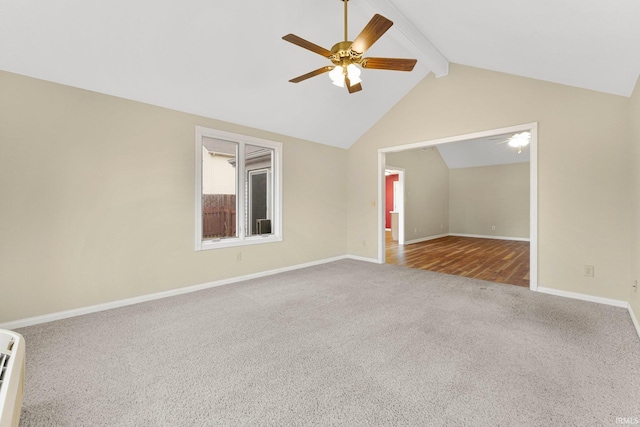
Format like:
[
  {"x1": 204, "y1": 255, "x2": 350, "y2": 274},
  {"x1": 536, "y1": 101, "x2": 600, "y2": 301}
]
[
  {"x1": 405, "y1": 234, "x2": 449, "y2": 245},
  {"x1": 448, "y1": 233, "x2": 530, "y2": 242},
  {"x1": 6, "y1": 256, "x2": 637, "y2": 342},
  {"x1": 345, "y1": 255, "x2": 382, "y2": 264},
  {"x1": 536, "y1": 287, "x2": 628, "y2": 308},
  {"x1": 537, "y1": 287, "x2": 639, "y2": 341},
  {"x1": 403, "y1": 233, "x2": 529, "y2": 246},
  {"x1": 0, "y1": 255, "x2": 351, "y2": 330},
  {"x1": 629, "y1": 303, "x2": 640, "y2": 341}
]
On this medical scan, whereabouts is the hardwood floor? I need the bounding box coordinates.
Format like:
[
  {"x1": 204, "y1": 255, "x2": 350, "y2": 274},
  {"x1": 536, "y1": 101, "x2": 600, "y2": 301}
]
[{"x1": 386, "y1": 232, "x2": 530, "y2": 287}]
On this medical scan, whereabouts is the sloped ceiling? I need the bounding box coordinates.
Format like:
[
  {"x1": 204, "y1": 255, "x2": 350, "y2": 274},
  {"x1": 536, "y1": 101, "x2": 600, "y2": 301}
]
[
  {"x1": 392, "y1": 0, "x2": 640, "y2": 98},
  {"x1": 1, "y1": 1, "x2": 639, "y2": 149}
]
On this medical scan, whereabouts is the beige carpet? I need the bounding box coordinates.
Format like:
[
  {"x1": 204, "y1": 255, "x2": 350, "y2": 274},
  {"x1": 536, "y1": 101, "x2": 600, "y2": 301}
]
[{"x1": 17, "y1": 260, "x2": 640, "y2": 426}]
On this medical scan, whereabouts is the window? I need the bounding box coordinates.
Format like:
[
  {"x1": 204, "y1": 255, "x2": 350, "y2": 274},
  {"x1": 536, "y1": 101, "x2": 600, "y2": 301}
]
[{"x1": 195, "y1": 126, "x2": 282, "y2": 250}]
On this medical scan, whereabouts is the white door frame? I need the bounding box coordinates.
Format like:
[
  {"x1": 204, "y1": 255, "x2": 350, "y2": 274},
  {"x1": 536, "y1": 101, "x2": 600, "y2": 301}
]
[{"x1": 377, "y1": 122, "x2": 538, "y2": 291}]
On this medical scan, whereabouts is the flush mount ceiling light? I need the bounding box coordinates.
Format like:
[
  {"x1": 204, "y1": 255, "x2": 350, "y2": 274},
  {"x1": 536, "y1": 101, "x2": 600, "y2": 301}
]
[{"x1": 282, "y1": 0, "x2": 417, "y2": 94}]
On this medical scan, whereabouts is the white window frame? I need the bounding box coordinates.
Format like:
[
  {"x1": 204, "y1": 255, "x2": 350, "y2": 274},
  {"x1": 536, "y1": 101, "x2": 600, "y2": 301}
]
[{"x1": 195, "y1": 126, "x2": 282, "y2": 251}]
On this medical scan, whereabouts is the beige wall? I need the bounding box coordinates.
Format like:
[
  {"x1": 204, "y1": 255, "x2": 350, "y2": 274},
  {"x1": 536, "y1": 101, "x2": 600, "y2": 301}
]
[
  {"x1": 449, "y1": 163, "x2": 529, "y2": 239},
  {"x1": 386, "y1": 148, "x2": 529, "y2": 241},
  {"x1": 348, "y1": 64, "x2": 633, "y2": 301},
  {"x1": 0, "y1": 71, "x2": 348, "y2": 323},
  {"x1": 1, "y1": 65, "x2": 637, "y2": 324},
  {"x1": 386, "y1": 147, "x2": 449, "y2": 241},
  {"x1": 630, "y1": 76, "x2": 640, "y2": 317}
]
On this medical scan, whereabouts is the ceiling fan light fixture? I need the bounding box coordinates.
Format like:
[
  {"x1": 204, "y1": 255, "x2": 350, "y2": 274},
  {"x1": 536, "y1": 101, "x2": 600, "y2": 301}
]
[
  {"x1": 282, "y1": 0, "x2": 415, "y2": 94},
  {"x1": 508, "y1": 132, "x2": 531, "y2": 148},
  {"x1": 329, "y1": 66, "x2": 345, "y2": 87},
  {"x1": 347, "y1": 63, "x2": 362, "y2": 85}
]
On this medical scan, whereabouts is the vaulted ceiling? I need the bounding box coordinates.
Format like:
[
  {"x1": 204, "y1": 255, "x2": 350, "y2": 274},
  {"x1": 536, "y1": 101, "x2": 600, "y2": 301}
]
[{"x1": 1, "y1": 0, "x2": 639, "y2": 149}]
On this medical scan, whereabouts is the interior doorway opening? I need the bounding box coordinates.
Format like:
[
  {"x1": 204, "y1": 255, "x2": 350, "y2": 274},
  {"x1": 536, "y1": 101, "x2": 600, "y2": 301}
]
[
  {"x1": 377, "y1": 123, "x2": 538, "y2": 291},
  {"x1": 384, "y1": 167, "x2": 405, "y2": 245}
]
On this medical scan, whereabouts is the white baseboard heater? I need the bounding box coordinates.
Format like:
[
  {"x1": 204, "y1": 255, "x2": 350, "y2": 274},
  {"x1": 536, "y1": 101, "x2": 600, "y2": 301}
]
[{"x1": 0, "y1": 330, "x2": 25, "y2": 427}]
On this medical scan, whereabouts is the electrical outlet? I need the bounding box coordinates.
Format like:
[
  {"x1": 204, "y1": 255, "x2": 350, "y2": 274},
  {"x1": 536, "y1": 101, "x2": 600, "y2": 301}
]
[
  {"x1": 236, "y1": 252, "x2": 242, "y2": 262},
  {"x1": 491, "y1": 225, "x2": 496, "y2": 231},
  {"x1": 633, "y1": 280, "x2": 638, "y2": 293},
  {"x1": 584, "y1": 265, "x2": 594, "y2": 277}
]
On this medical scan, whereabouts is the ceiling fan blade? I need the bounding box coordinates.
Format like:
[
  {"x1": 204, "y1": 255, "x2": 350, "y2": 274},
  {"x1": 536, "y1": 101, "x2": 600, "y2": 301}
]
[
  {"x1": 361, "y1": 57, "x2": 417, "y2": 72},
  {"x1": 289, "y1": 66, "x2": 334, "y2": 83},
  {"x1": 348, "y1": 82, "x2": 363, "y2": 94},
  {"x1": 345, "y1": 76, "x2": 362, "y2": 94},
  {"x1": 350, "y1": 14, "x2": 393, "y2": 55},
  {"x1": 282, "y1": 34, "x2": 333, "y2": 58}
]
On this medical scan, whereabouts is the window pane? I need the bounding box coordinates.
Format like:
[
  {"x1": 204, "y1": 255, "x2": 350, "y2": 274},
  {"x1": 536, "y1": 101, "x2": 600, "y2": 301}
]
[
  {"x1": 245, "y1": 144, "x2": 273, "y2": 236},
  {"x1": 196, "y1": 126, "x2": 282, "y2": 250},
  {"x1": 202, "y1": 137, "x2": 238, "y2": 240}
]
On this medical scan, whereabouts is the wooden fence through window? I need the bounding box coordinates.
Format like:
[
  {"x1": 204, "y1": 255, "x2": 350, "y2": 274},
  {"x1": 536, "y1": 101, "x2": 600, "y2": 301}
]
[{"x1": 203, "y1": 194, "x2": 236, "y2": 238}]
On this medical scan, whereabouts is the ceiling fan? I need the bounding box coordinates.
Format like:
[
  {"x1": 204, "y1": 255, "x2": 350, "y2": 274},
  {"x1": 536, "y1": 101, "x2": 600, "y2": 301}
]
[
  {"x1": 489, "y1": 132, "x2": 531, "y2": 154},
  {"x1": 282, "y1": 0, "x2": 417, "y2": 94}
]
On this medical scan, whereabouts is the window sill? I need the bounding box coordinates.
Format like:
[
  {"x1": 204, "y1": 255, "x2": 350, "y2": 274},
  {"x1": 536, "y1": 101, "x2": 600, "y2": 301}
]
[{"x1": 195, "y1": 235, "x2": 282, "y2": 251}]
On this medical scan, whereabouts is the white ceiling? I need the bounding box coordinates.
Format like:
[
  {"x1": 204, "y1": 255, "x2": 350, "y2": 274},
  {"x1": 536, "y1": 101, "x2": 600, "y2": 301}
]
[
  {"x1": 397, "y1": 0, "x2": 640, "y2": 98},
  {"x1": 435, "y1": 133, "x2": 530, "y2": 169},
  {"x1": 1, "y1": 0, "x2": 639, "y2": 149}
]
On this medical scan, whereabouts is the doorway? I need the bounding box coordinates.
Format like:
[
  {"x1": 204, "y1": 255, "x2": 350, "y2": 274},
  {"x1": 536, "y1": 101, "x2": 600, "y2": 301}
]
[
  {"x1": 384, "y1": 167, "x2": 405, "y2": 245},
  {"x1": 377, "y1": 123, "x2": 538, "y2": 291}
]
